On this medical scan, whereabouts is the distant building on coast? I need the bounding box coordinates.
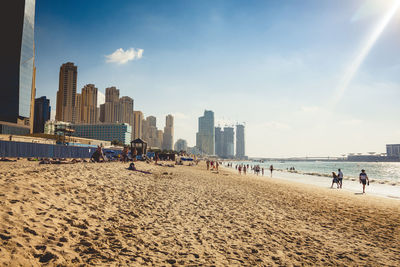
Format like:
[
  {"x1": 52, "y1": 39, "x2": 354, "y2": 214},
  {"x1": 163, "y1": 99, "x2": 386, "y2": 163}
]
[
  {"x1": 214, "y1": 126, "x2": 235, "y2": 158},
  {"x1": 214, "y1": 127, "x2": 224, "y2": 157},
  {"x1": 236, "y1": 124, "x2": 246, "y2": 159},
  {"x1": 70, "y1": 123, "x2": 132, "y2": 146},
  {"x1": 0, "y1": 0, "x2": 36, "y2": 135},
  {"x1": 386, "y1": 144, "x2": 400, "y2": 159},
  {"x1": 223, "y1": 126, "x2": 234, "y2": 158},
  {"x1": 56, "y1": 62, "x2": 78, "y2": 123},
  {"x1": 33, "y1": 97, "x2": 50, "y2": 133},
  {"x1": 196, "y1": 110, "x2": 215, "y2": 155},
  {"x1": 174, "y1": 139, "x2": 188, "y2": 152},
  {"x1": 162, "y1": 114, "x2": 174, "y2": 150}
]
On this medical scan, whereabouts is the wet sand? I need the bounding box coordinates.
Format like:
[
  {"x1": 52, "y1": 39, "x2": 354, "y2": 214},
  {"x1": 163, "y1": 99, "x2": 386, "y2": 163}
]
[{"x1": 0, "y1": 160, "x2": 399, "y2": 266}]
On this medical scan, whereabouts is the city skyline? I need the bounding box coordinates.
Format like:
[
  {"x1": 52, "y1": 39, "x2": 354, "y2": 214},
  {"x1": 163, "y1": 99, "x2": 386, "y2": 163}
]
[{"x1": 34, "y1": 0, "x2": 400, "y2": 157}]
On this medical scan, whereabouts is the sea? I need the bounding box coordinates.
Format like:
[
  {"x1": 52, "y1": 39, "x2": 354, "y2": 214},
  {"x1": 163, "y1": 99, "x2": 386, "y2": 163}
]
[{"x1": 225, "y1": 161, "x2": 400, "y2": 199}]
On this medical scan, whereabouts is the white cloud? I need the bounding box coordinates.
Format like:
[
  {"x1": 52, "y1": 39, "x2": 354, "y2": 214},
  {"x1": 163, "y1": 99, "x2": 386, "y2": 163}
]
[
  {"x1": 301, "y1": 106, "x2": 320, "y2": 112},
  {"x1": 339, "y1": 119, "x2": 363, "y2": 126},
  {"x1": 105, "y1": 48, "x2": 144, "y2": 64},
  {"x1": 262, "y1": 121, "x2": 291, "y2": 130}
]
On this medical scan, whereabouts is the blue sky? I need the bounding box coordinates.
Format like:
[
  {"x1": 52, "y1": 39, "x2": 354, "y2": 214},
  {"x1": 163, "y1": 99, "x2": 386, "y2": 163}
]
[{"x1": 35, "y1": 0, "x2": 400, "y2": 157}]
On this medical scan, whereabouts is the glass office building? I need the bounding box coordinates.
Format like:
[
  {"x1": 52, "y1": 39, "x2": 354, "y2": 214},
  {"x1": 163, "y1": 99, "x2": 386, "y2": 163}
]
[
  {"x1": 0, "y1": 0, "x2": 36, "y2": 123},
  {"x1": 70, "y1": 123, "x2": 132, "y2": 145}
]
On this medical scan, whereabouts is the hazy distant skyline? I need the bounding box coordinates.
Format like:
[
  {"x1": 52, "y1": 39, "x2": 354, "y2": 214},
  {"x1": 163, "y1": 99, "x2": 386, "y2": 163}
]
[{"x1": 35, "y1": 0, "x2": 400, "y2": 157}]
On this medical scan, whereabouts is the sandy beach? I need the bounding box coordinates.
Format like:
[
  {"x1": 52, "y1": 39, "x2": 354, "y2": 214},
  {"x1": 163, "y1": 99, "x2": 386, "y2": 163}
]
[{"x1": 0, "y1": 160, "x2": 399, "y2": 266}]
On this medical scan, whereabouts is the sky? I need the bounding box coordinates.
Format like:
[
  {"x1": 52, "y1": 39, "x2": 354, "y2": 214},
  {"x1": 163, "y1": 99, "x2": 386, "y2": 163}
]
[{"x1": 34, "y1": 0, "x2": 400, "y2": 158}]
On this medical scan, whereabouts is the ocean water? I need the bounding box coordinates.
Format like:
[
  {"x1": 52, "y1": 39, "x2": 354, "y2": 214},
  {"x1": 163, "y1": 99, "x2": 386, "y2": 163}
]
[
  {"x1": 225, "y1": 161, "x2": 400, "y2": 199},
  {"x1": 234, "y1": 161, "x2": 400, "y2": 185}
]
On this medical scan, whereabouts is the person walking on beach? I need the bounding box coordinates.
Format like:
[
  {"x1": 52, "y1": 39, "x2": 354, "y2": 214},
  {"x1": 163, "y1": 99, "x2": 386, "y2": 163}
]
[
  {"x1": 331, "y1": 172, "x2": 339, "y2": 188},
  {"x1": 243, "y1": 165, "x2": 246, "y2": 175},
  {"x1": 338, "y1": 169, "x2": 344, "y2": 189},
  {"x1": 270, "y1": 165, "x2": 274, "y2": 177},
  {"x1": 216, "y1": 161, "x2": 219, "y2": 171},
  {"x1": 359, "y1": 169, "x2": 369, "y2": 194},
  {"x1": 262, "y1": 167, "x2": 264, "y2": 176},
  {"x1": 206, "y1": 160, "x2": 210, "y2": 170},
  {"x1": 238, "y1": 165, "x2": 242, "y2": 174}
]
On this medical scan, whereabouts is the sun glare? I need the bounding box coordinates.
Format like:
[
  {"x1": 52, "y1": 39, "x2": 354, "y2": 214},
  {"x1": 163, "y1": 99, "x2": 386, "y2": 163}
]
[{"x1": 330, "y1": 0, "x2": 400, "y2": 108}]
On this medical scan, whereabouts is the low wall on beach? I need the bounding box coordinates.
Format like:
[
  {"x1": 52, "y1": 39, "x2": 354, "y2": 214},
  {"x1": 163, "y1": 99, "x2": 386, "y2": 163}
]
[{"x1": 0, "y1": 140, "x2": 97, "y2": 159}]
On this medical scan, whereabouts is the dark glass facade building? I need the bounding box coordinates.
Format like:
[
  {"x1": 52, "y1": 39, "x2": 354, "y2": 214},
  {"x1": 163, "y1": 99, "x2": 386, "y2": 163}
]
[
  {"x1": 33, "y1": 96, "x2": 51, "y2": 133},
  {"x1": 0, "y1": 0, "x2": 36, "y2": 123}
]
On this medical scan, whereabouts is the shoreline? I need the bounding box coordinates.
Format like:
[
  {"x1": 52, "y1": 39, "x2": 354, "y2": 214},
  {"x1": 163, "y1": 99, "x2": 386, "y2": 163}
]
[
  {"x1": 1, "y1": 160, "x2": 400, "y2": 265},
  {"x1": 222, "y1": 164, "x2": 400, "y2": 200}
]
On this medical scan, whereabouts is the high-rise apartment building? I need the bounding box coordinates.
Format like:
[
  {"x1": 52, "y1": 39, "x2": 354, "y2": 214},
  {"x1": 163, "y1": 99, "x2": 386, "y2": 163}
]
[
  {"x1": 141, "y1": 115, "x2": 165, "y2": 148},
  {"x1": 147, "y1": 116, "x2": 157, "y2": 127},
  {"x1": 102, "y1": 86, "x2": 120, "y2": 123},
  {"x1": 156, "y1": 129, "x2": 164, "y2": 149},
  {"x1": 81, "y1": 84, "x2": 98, "y2": 124},
  {"x1": 215, "y1": 126, "x2": 234, "y2": 158},
  {"x1": 105, "y1": 86, "x2": 119, "y2": 103},
  {"x1": 75, "y1": 93, "x2": 82, "y2": 123},
  {"x1": 162, "y1": 114, "x2": 174, "y2": 150},
  {"x1": 56, "y1": 62, "x2": 78, "y2": 123},
  {"x1": 133, "y1": 111, "x2": 143, "y2": 139},
  {"x1": 0, "y1": 0, "x2": 36, "y2": 134},
  {"x1": 214, "y1": 127, "x2": 224, "y2": 157},
  {"x1": 119, "y1": 96, "x2": 134, "y2": 139},
  {"x1": 236, "y1": 124, "x2": 245, "y2": 158},
  {"x1": 196, "y1": 110, "x2": 215, "y2": 155},
  {"x1": 33, "y1": 96, "x2": 50, "y2": 133},
  {"x1": 223, "y1": 126, "x2": 234, "y2": 158}
]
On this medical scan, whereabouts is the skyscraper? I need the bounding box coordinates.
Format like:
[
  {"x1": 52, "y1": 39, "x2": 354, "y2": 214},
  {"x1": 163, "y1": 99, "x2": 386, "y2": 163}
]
[
  {"x1": 162, "y1": 114, "x2": 174, "y2": 150},
  {"x1": 142, "y1": 116, "x2": 158, "y2": 147},
  {"x1": 56, "y1": 62, "x2": 78, "y2": 123},
  {"x1": 103, "y1": 86, "x2": 120, "y2": 123},
  {"x1": 196, "y1": 110, "x2": 215, "y2": 155},
  {"x1": 223, "y1": 126, "x2": 234, "y2": 158},
  {"x1": 147, "y1": 116, "x2": 157, "y2": 127},
  {"x1": 236, "y1": 124, "x2": 245, "y2": 158},
  {"x1": 133, "y1": 111, "x2": 143, "y2": 139},
  {"x1": 33, "y1": 96, "x2": 50, "y2": 133},
  {"x1": 81, "y1": 84, "x2": 98, "y2": 124},
  {"x1": 75, "y1": 93, "x2": 82, "y2": 123},
  {"x1": 214, "y1": 126, "x2": 224, "y2": 157},
  {"x1": 0, "y1": 0, "x2": 36, "y2": 134}
]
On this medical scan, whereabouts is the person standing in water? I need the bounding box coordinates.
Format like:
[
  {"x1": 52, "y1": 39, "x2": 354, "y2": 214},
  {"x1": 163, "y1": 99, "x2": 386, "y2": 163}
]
[
  {"x1": 337, "y1": 169, "x2": 344, "y2": 189},
  {"x1": 359, "y1": 169, "x2": 369, "y2": 194},
  {"x1": 270, "y1": 165, "x2": 274, "y2": 177}
]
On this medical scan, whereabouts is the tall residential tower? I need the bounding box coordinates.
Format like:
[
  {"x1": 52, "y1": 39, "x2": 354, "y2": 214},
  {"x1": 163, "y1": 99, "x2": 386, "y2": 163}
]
[
  {"x1": 56, "y1": 62, "x2": 78, "y2": 123},
  {"x1": 236, "y1": 124, "x2": 245, "y2": 158},
  {"x1": 196, "y1": 110, "x2": 215, "y2": 155}
]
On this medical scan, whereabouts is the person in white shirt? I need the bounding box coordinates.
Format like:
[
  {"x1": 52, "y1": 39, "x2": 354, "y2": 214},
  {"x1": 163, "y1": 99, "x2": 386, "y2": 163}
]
[{"x1": 337, "y1": 169, "x2": 344, "y2": 189}]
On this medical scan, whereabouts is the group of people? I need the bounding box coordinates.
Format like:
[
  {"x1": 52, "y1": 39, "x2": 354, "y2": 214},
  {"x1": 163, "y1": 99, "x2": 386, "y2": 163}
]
[
  {"x1": 331, "y1": 168, "x2": 370, "y2": 193},
  {"x1": 206, "y1": 159, "x2": 219, "y2": 171},
  {"x1": 331, "y1": 169, "x2": 344, "y2": 189},
  {"x1": 230, "y1": 163, "x2": 274, "y2": 177},
  {"x1": 90, "y1": 146, "x2": 133, "y2": 163}
]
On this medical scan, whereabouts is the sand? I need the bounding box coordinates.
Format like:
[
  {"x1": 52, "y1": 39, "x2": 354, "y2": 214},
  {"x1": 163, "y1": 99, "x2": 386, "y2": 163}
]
[{"x1": 0, "y1": 160, "x2": 399, "y2": 266}]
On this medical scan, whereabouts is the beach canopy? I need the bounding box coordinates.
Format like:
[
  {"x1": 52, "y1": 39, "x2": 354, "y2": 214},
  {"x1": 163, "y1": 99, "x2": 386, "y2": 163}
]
[{"x1": 130, "y1": 138, "x2": 147, "y2": 155}]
